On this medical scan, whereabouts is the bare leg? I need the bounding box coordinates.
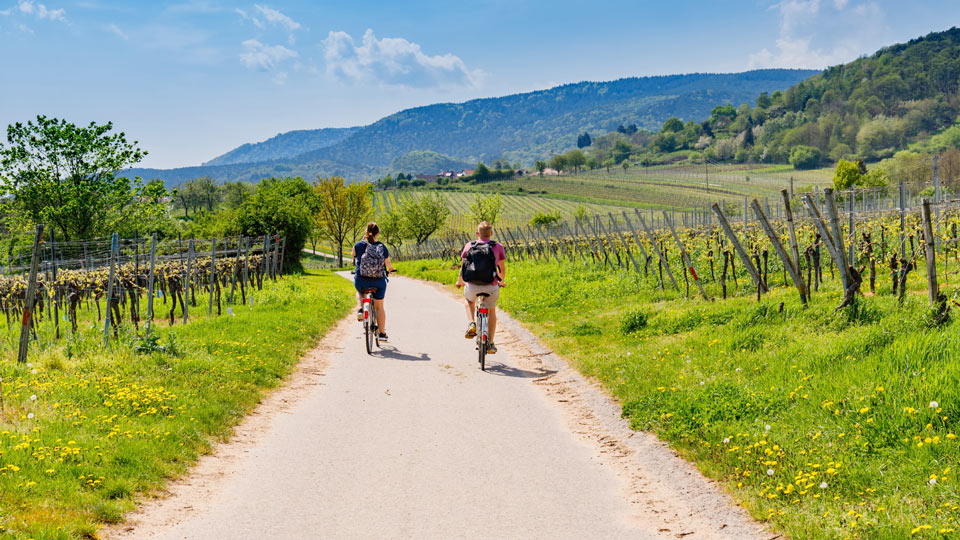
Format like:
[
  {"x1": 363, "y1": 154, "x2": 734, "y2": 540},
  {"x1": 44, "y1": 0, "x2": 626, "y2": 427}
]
[
  {"x1": 374, "y1": 299, "x2": 386, "y2": 333},
  {"x1": 489, "y1": 307, "x2": 497, "y2": 342},
  {"x1": 464, "y1": 299, "x2": 475, "y2": 322}
]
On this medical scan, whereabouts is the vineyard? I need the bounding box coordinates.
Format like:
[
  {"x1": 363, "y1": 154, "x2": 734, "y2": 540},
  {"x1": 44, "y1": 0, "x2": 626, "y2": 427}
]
[
  {"x1": 0, "y1": 227, "x2": 286, "y2": 363},
  {"x1": 454, "y1": 162, "x2": 837, "y2": 211},
  {"x1": 372, "y1": 189, "x2": 632, "y2": 231}
]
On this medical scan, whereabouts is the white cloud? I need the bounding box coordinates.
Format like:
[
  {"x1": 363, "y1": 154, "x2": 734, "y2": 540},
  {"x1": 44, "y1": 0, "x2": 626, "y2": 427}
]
[
  {"x1": 240, "y1": 38, "x2": 297, "y2": 70},
  {"x1": 235, "y1": 7, "x2": 263, "y2": 28},
  {"x1": 17, "y1": 0, "x2": 65, "y2": 21},
  {"x1": 322, "y1": 29, "x2": 481, "y2": 88},
  {"x1": 749, "y1": 0, "x2": 885, "y2": 69},
  {"x1": 254, "y1": 4, "x2": 299, "y2": 32},
  {"x1": 106, "y1": 23, "x2": 127, "y2": 40}
]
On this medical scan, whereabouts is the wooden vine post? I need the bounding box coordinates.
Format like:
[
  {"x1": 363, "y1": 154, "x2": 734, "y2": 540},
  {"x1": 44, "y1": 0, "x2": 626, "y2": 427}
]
[
  {"x1": 664, "y1": 211, "x2": 709, "y2": 300},
  {"x1": 608, "y1": 213, "x2": 640, "y2": 274},
  {"x1": 146, "y1": 234, "x2": 158, "y2": 335},
  {"x1": 635, "y1": 211, "x2": 678, "y2": 290},
  {"x1": 103, "y1": 233, "x2": 118, "y2": 347},
  {"x1": 920, "y1": 199, "x2": 940, "y2": 306},
  {"x1": 17, "y1": 224, "x2": 44, "y2": 363},
  {"x1": 751, "y1": 200, "x2": 807, "y2": 307},
  {"x1": 185, "y1": 237, "x2": 194, "y2": 323},
  {"x1": 711, "y1": 203, "x2": 766, "y2": 294},
  {"x1": 49, "y1": 230, "x2": 60, "y2": 339},
  {"x1": 208, "y1": 238, "x2": 217, "y2": 315}
]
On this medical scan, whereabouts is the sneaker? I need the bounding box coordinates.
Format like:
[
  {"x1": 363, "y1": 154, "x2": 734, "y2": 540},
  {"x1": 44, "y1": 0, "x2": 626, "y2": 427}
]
[
  {"x1": 486, "y1": 342, "x2": 497, "y2": 354},
  {"x1": 378, "y1": 332, "x2": 389, "y2": 342},
  {"x1": 356, "y1": 309, "x2": 363, "y2": 321},
  {"x1": 465, "y1": 322, "x2": 477, "y2": 339}
]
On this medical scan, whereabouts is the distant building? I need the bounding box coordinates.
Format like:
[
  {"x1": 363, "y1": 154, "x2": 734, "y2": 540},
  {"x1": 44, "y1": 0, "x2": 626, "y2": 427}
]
[{"x1": 415, "y1": 173, "x2": 439, "y2": 182}]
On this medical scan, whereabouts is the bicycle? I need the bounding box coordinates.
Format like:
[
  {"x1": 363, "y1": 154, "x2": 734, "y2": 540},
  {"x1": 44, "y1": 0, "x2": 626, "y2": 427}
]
[
  {"x1": 475, "y1": 292, "x2": 490, "y2": 371},
  {"x1": 360, "y1": 287, "x2": 380, "y2": 355}
]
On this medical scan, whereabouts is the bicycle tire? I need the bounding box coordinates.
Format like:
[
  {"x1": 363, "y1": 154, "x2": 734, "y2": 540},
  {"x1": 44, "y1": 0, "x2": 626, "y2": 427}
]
[
  {"x1": 364, "y1": 306, "x2": 375, "y2": 355},
  {"x1": 477, "y1": 312, "x2": 487, "y2": 371}
]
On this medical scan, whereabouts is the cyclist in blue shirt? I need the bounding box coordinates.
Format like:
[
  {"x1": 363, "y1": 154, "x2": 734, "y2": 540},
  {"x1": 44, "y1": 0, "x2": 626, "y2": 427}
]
[{"x1": 352, "y1": 222, "x2": 396, "y2": 341}]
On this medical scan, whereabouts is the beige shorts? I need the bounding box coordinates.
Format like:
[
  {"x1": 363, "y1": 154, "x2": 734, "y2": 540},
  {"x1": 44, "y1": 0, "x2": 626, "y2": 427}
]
[{"x1": 464, "y1": 282, "x2": 500, "y2": 306}]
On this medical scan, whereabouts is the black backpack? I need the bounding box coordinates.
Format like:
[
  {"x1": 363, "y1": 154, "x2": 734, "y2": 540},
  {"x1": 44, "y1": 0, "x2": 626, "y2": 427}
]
[{"x1": 462, "y1": 241, "x2": 498, "y2": 284}]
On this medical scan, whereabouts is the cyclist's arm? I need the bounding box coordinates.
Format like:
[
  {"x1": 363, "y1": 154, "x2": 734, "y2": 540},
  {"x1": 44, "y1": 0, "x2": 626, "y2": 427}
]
[
  {"x1": 497, "y1": 258, "x2": 506, "y2": 286},
  {"x1": 385, "y1": 256, "x2": 396, "y2": 274}
]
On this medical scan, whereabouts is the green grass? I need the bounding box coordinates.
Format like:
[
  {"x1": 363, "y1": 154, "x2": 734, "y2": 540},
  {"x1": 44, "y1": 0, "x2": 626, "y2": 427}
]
[
  {"x1": 0, "y1": 271, "x2": 353, "y2": 539},
  {"x1": 396, "y1": 258, "x2": 960, "y2": 539}
]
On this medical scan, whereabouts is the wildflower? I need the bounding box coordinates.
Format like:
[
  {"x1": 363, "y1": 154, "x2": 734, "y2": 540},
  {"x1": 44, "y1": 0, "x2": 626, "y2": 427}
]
[
  {"x1": 30, "y1": 394, "x2": 37, "y2": 401},
  {"x1": 819, "y1": 482, "x2": 828, "y2": 489},
  {"x1": 765, "y1": 424, "x2": 771, "y2": 431},
  {"x1": 27, "y1": 413, "x2": 34, "y2": 419},
  {"x1": 930, "y1": 401, "x2": 939, "y2": 408},
  {"x1": 767, "y1": 469, "x2": 775, "y2": 476},
  {"x1": 723, "y1": 438, "x2": 730, "y2": 444},
  {"x1": 30, "y1": 369, "x2": 37, "y2": 374}
]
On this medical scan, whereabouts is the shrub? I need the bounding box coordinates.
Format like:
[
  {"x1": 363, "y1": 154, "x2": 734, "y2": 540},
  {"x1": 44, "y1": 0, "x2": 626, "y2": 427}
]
[
  {"x1": 790, "y1": 145, "x2": 822, "y2": 170},
  {"x1": 619, "y1": 308, "x2": 648, "y2": 334}
]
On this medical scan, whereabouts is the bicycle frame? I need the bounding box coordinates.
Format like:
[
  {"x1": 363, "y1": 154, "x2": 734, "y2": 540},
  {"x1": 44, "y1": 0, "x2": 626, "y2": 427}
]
[{"x1": 362, "y1": 291, "x2": 379, "y2": 354}]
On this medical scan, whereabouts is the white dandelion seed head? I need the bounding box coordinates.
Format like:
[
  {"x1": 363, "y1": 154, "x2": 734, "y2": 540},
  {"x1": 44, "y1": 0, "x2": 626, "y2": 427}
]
[
  {"x1": 723, "y1": 438, "x2": 730, "y2": 444},
  {"x1": 27, "y1": 413, "x2": 34, "y2": 419},
  {"x1": 929, "y1": 478, "x2": 937, "y2": 485},
  {"x1": 26, "y1": 363, "x2": 32, "y2": 368},
  {"x1": 765, "y1": 424, "x2": 771, "y2": 431},
  {"x1": 30, "y1": 394, "x2": 37, "y2": 401},
  {"x1": 767, "y1": 469, "x2": 775, "y2": 476},
  {"x1": 735, "y1": 367, "x2": 742, "y2": 372},
  {"x1": 819, "y1": 482, "x2": 828, "y2": 489},
  {"x1": 30, "y1": 369, "x2": 37, "y2": 375},
  {"x1": 930, "y1": 401, "x2": 939, "y2": 408}
]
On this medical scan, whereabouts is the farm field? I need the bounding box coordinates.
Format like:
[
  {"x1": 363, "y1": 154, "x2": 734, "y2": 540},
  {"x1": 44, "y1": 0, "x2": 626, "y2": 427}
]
[
  {"x1": 453, "y1": 164, "x2": 835, "y2": 212},
  {"x1": 373, "y1": 189, "x2": 634, "y2": 231},
  {"x1": 0, "y1": 272, "x2": 353, "y2": 539},
  {"x1": 396, "y1": 255, "x2": 960, "y2": 539}
]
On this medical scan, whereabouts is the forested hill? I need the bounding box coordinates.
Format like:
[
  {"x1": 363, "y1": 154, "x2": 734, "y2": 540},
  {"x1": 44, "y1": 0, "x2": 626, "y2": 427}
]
[
  {"x1": 607, "y1": 26, "x2": 960, "y2": 167},
  {"x1": 126, "y1": 69, "x2": 814, "y2": 184},
  {"x1": 203, "y1": 126, "x2": 359, "y2": 166},
  {"x1": 289, "y1": 69, "x2": 816, "y2": 168}
]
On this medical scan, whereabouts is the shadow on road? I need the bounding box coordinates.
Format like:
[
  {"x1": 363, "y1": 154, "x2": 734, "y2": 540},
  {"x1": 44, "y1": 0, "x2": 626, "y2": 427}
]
[
  {"x1": 483, "y1": 363, "x2": 557, "y2": 379},
  {"x1": 376, "y1": 346, "x2": 431, "y2": 362}
]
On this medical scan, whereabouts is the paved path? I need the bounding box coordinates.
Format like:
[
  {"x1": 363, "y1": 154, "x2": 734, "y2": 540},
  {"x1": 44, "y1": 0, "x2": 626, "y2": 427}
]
[{"x1": 108, "y1": 275, "x2": 769, "y2": 540}]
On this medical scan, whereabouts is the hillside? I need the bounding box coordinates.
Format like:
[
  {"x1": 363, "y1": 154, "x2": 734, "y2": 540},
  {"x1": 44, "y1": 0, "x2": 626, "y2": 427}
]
[
  {"x1": 126, "y1": 69, "x2": 815, "y2": 185},
  {"x1": 573, "y1": 26, "x2": 960, "y2": 171},
  {"x1": 203, "y1": 126, "x2": 360, "y2": 166}
]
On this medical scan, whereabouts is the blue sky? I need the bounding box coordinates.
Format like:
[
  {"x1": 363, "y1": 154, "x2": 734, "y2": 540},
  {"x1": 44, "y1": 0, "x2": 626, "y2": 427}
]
[{"x1": 1, "y1": 0, "x2": 958, "y2": 169}]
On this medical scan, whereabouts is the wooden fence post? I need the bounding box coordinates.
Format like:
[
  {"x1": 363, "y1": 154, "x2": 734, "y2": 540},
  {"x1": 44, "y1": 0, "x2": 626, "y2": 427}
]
[
  {"x1": 921, "y1": 199, "x2": 940, "y2": 306},
  {"x1": 146, "y1": 234, "x2": 157, "y2": 335},
  {"x1": 664, "y1": 211, "x2": 709, "y2": 300},
  {"x1": 17, "y1": 224, "x2": 43, "y2": 363},
  {"x1": 781, "y1": 189, "x2": 803, "y2": 280},
  {"x1": 751, "y1": 200, "x2": 808, "y2": 307},
  {"x1": 711, "y1": 203, "x2": 767, "y2": 294},
  {"x1": 635, "y1": 212, "x2": 679, "y2": 290},
  {"x1": 103, "y1": 233, "x2": 118, "y2": 347},
  {"x1": 825, "y1": 189, "x2": 855, "y2": 288},
  {"x1": 800, "y1": 194, "x2": 847, "y2": 291},
  {"x1": 242, "y1": 237, "x2": 250, "y2": 304},
  {"x1": 608, "y1": 213, "x2": 640, "y2": 274},
  {"x1": 184, "y1": 237, "x2": 194, "y2": 323},
  {"x1": 208, "y1": 237, "x2": 217, "y2": 315}
]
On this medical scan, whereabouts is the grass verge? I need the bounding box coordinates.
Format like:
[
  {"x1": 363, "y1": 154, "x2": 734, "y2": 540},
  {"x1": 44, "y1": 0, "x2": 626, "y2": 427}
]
[
  {"x1": 0, "y1": 271, "x2": 353, "y2": 539},
  {"x1": 396, "y1": 258, "x2": 960, "y2": 539}
]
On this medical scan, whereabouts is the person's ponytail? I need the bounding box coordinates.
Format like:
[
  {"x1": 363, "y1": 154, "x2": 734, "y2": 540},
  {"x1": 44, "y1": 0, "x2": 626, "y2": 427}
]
[{"x1": 364, "y1": 222, "x2": 380, "y2": 243}]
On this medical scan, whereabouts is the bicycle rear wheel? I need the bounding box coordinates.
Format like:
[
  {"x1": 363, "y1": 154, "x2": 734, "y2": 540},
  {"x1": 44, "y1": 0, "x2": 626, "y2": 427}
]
[
  {"x1": 477, "y1": 313, "x2": 487, "y2": 371},
  {"x1": 364, "y1": 313, "x2": 374, "y2": 355}
]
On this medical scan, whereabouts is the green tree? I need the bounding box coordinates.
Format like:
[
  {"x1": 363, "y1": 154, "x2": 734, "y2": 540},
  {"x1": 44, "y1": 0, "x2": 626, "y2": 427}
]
[
  {"x1": 401, "y1": 193, "x2": 450, "y2": 244},
  {"x1": 314, "y1": 176, "x2": 372, "y2": 266},
  {"x1": 468, "y1": 193, "x2": 503, "y2": 226},
  {"x1": 565, "y1": 149, "x2": 586, "y2": 174},
  {"x1": 789, "y1": 145, "x2": 822, "y2": 170},
  {"x1": 221, "y1": 181, "x2": 255, "y2": 209},
  {"x1": 535, "y1": 160, "x2": 547, "y2": 176},
  {"x1": 586, "y1": 156, "x2": 599, "y2": 170},
  {"x1": 0, "y1": 116, "x2": 149, "y2": 240},
  {"x1": 661, "y1": 117, "x2": 684, "y2": 133},
  {"x1": 475, "y1": 162, "x2": 491, "y2": 180},
  {"x1": 549, "y1": 154, "x2": 567, "y2": 174},
  {"x1": 237, "y1": 177, "x2": 318, "y2": 269},
  {"x1": 833, "y1": 159, "x2": 862, "y2": 190},
  {"x1": 377, "y1": 207, "x2": 406, "y2": 252}
]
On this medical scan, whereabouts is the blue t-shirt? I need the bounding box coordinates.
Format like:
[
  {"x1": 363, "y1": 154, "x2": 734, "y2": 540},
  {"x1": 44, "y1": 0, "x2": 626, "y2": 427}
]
[{"x1": 354, "y1": 241, "x2": 389, "y2": 276}]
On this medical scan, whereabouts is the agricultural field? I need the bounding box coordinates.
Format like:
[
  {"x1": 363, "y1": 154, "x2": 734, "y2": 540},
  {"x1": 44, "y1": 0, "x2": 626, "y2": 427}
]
[
  {"x1": 395, "y1": 198, "x2": 960, "y2": 539},
  {"x1": 372, "y1": 189, "x2": 634, "y2": 231},
  {"x1": 462, "y1": 164, "x2": 835, "y2": 211}
]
